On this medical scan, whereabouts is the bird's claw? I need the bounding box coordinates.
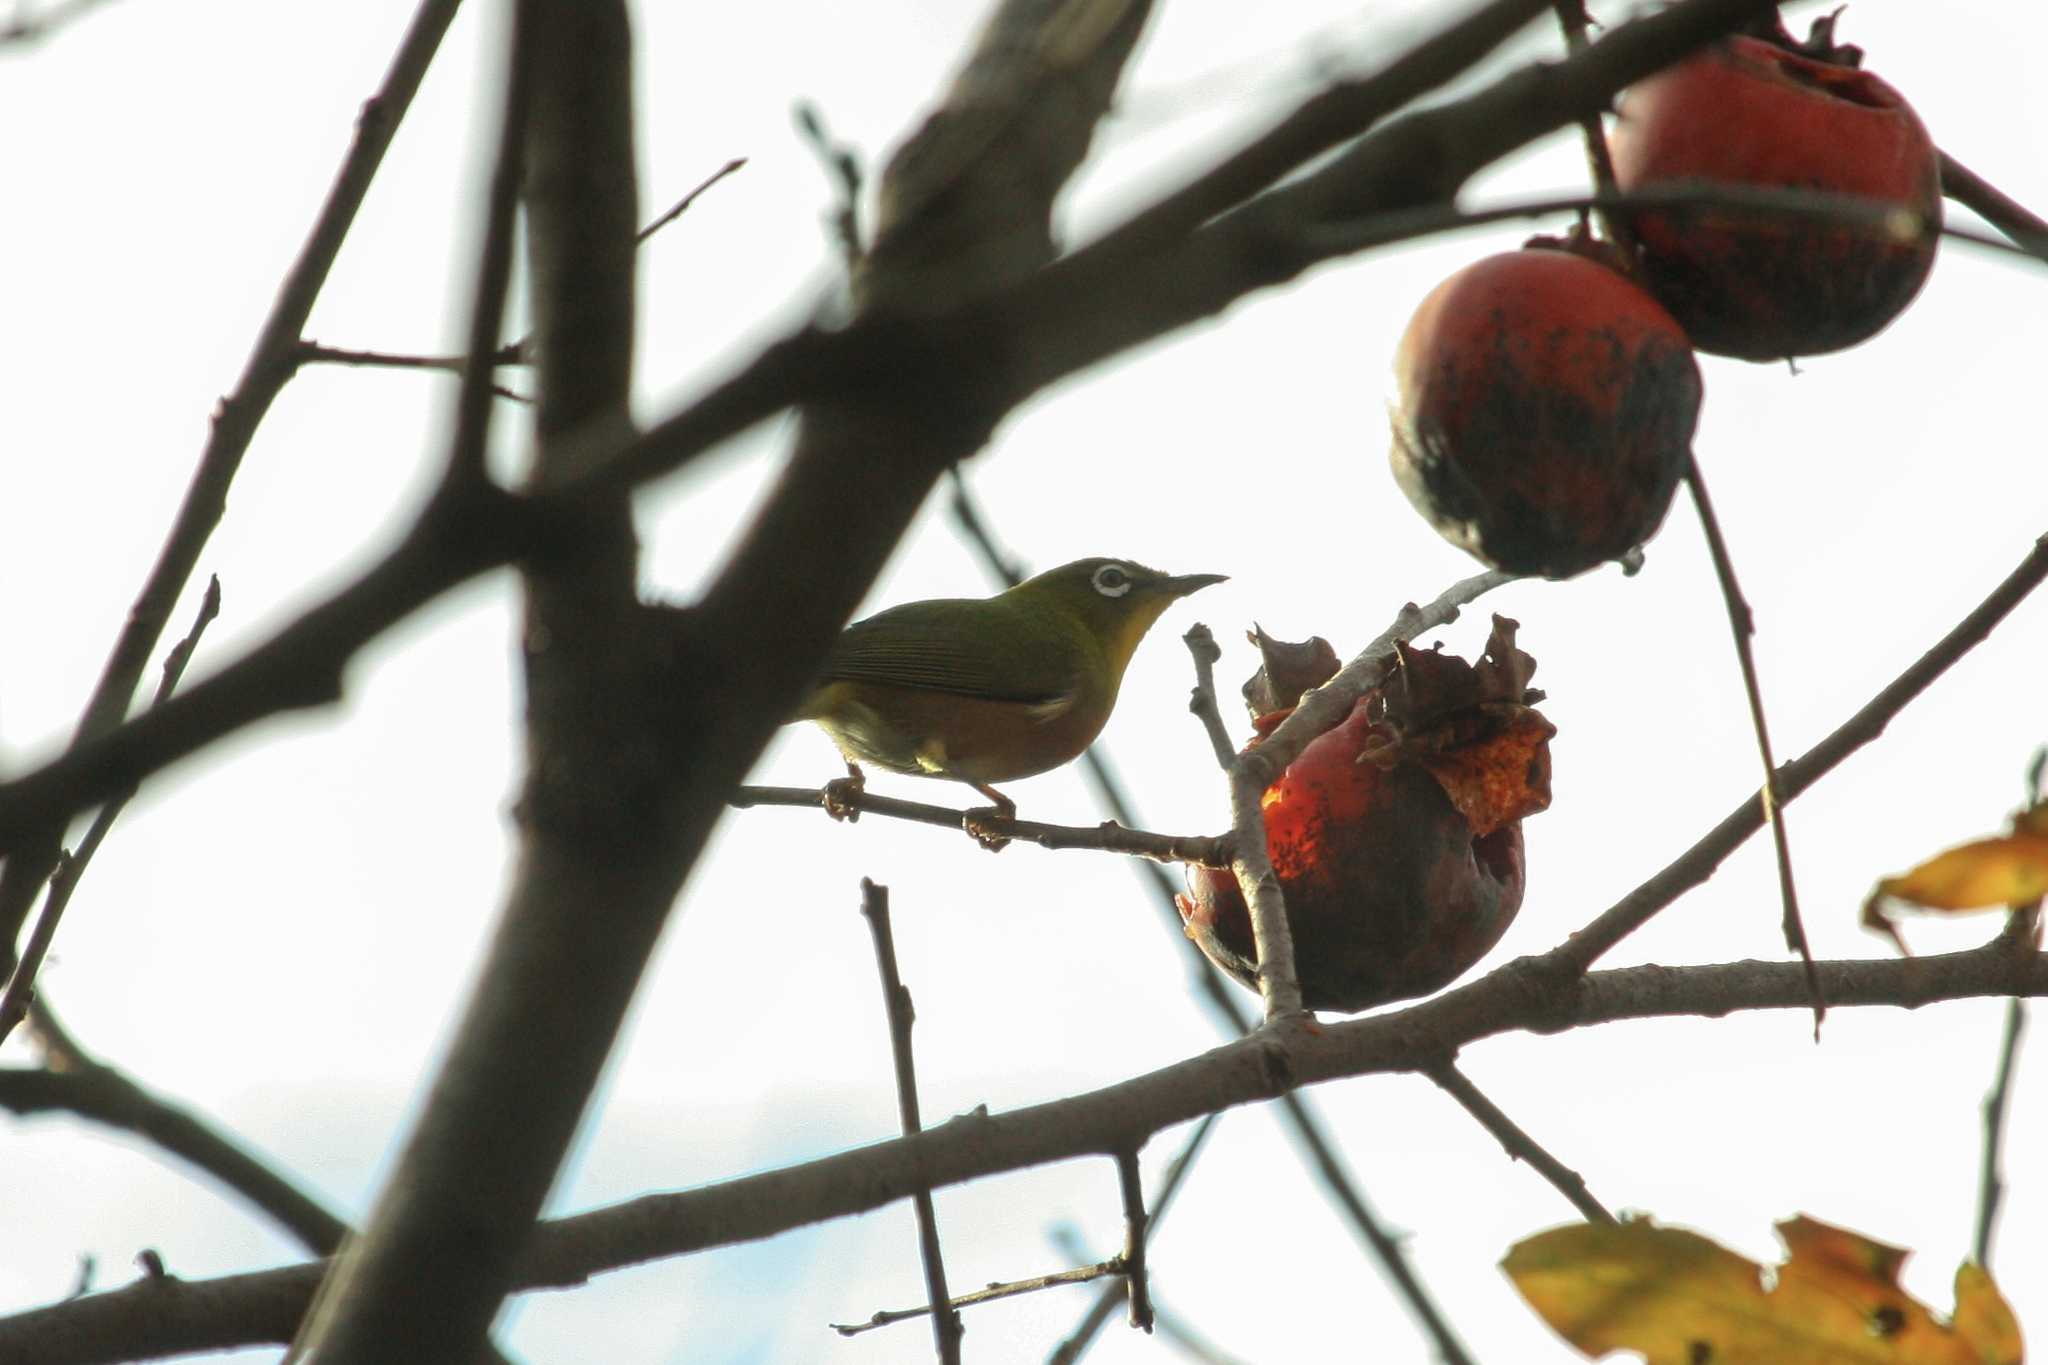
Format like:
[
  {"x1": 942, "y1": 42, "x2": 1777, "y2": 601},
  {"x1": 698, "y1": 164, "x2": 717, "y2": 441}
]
[
  {"x1": 962, "y1": 806, "x2": 1012, "y2": 852},
  {"x1": 823, "y1": 764, "x2": 866, "y2": 823}
]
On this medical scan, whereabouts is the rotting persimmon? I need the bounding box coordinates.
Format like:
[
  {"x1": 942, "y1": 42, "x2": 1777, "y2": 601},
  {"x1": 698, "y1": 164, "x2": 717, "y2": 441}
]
[
  {"x1": 1611, "y1": 13, "x2": 1941, "y2": 361},
  {"x1": 1389, "y1": 237, "x2": 1701, "y2": 579},
  {"x1": 1178, "y1": 619, "x2": 1551, "y2": 1013}
]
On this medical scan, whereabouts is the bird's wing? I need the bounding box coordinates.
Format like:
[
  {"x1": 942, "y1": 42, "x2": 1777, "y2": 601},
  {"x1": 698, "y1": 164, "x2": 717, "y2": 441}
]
[{"x1": 821, "y1": 600, "x2": 1081, "y2": 707}]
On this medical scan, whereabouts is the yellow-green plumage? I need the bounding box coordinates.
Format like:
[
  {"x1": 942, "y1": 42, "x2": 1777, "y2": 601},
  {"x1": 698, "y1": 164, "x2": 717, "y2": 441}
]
[{"x1": 795, "y1": 557, "x2": 1225, "y2": 807}]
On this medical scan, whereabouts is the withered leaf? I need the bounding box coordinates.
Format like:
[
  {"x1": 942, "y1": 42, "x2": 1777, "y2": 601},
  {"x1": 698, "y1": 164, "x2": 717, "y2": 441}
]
[
  {"x1": 1505, "y1": 1214, "x2": 2023, "y2": 1364},
  {"x1": 1864, "y1": 800, "x2": 2048, "y2": 951},
  {"x1": 1241, "y1": 625, "x2": 1342, "y2": 721}
]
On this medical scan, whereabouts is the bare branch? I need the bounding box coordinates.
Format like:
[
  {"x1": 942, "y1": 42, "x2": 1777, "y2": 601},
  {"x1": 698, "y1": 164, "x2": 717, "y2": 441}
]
[
  {"x1": 1181, "y1": 625, "x2": 1240, "y2": 769},
  {"x1": 1550, "y1": 0, "x2": 1637, "y2": 258},
  {"x1": 1115, "y1": 1149, "x2": 1154, "y2": 1333},
  {"x1": 288, "y1": 2, "x2": 622, "y2": 1358},
  {"x1": 1974, "y1": 995, "x2": 2028, "y2": 1268},
  {"x1": 0, "y1": 1046, "x2": 347, "y2": 1256},
  {"x1": 832, "y1": 1257, "x2": 1128, "y2": 1337},
  {"x1": 293, "y1": 342, "x2": 531, "y2": 401},
  {"x1": 1682, "y1": 459, "x2": 1820, "y2": 1030},
  {"x1": 0, "y1": 0, "x2": 117, "y2": 46},
  {"x1": 1940, "y1": 149, "x2": 2048, "y2": 262},
  {"x1": 860, "y1": 879, "x2": 963, "y2": 1364},
  {"x1": 731, "y1": 784, "x2": 1232, "y2": 865},
  {"x1": 1427, "y1": 1061, "x2": 1613, "y2": 1225},
  {"x1": 0, "y1": 579, "x2": 220, "y2": 1046},
  {"x1": 794, "y1": 102, "x2": 864, "y2": 272},
  {"x1": 10, "y1": 942, "x2": 2046, "y2": 1364},
  {"x1": 637, "y1": 156, "x2": 748, "y2": 244}
]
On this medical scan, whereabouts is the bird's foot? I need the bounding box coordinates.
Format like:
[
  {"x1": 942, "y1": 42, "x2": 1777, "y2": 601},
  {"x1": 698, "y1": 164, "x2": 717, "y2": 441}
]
[
  {"x1": 962, "y1": 806, "x2": 1014, "y2": 853},
  {"x1": 822, "y1": 764, "x2": 866, "y2": 823}
]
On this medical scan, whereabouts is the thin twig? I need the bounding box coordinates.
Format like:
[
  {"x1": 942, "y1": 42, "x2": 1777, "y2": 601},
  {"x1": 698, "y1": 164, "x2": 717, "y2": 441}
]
[
  {"x1": 636, "y1": 156, "x2": 748, "y2": 243},
  {"x1": 794, "y1": 102, "x2": 864, "y2": 272},
  {"x1": 0, "y1": 579, "x2": 222, "y2": 1046},
  {"x1": 730, "y1": 784, "x2": 1232, "y2": 866},
  {"x1": 1185, "y1": 627, "x2": 1304, "y2": 1020},
  {"x1": 296, "y1": 158, "x2": 743, "y2": 399},
  {"x1": 1427, "y1": 1061, "x2": 1613, "y2": 1224},
  {"x1": 1551, "y1": 0, "x2": 1637, "y2": 259},
  {"x1": 294, "y1": 342, "x2": 531, "y2": 401},
  {"x1": 437, "y1": 55, "x2": 530, "y2": 498},
  {"x1": 860, "y1": 879, "x2": 963, "y2": 1365},
  {"x1": 1115, "y1": 1149, "x2": 1154, "y2": 1332},
  {"x1": 949, "y1": 477, "x2": 1475, "y2": 1365},
  {"x1": 1151, "y1": 1310, "x2": 1255, "y2": 1365},
  {"x1": 832, "y1": 1258, "x2": 1128, "y2": 1336},
  {"x1": 0, "y1": 0, "x2": 115, "y2": 45},
  {"x1": 1940, "y1": 149, "x2": 2048, "y2": 263},
  {"x1": 1974, "y1": 995, "x2": 2028, "y2": 1268},
  {"x1": 1307, "y1": 181, "x2": 2018, "y2": 267},
  {"x1": 844, "y1": 1115, "x2": 1225, "y2": 1344},
  {"x1": 1681, "y1": 459, "x2": 1821, "y2": 1032},
  {"x1": 1049, "y1": 1114, "x2": 1220, "y2": 1365},
  {"x1": 1181, "y1": 625, "x2": 1239, "y2": 769}
]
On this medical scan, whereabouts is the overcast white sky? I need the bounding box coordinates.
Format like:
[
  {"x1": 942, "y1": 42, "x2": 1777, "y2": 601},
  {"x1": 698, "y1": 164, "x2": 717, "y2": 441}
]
[{"x1": 2, "y1": 1, "x2": 2046, "y2": 1361}]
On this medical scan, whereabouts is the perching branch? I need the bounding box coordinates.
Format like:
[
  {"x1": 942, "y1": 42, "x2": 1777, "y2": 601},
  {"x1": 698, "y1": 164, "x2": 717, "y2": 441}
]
[{"x1": 730, "y1": 784, "x2": 1232, "y2": 866}]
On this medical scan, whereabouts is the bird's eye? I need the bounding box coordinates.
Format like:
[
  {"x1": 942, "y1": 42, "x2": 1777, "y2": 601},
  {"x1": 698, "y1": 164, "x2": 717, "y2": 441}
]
[{"x1": 1091, "y1": 564, "x2": 1133, "y2": 598}]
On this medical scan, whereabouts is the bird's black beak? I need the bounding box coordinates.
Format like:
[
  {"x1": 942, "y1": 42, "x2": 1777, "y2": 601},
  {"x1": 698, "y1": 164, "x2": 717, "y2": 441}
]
[{"x1": 1159, "y1": 572, "x2": 1227, "y2": 597}]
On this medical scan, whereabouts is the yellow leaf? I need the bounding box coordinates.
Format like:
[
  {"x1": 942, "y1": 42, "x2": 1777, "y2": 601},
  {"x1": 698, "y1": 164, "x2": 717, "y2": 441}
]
[
  {"x1": 1503, "y1": 1215, "x2": 2022, "y2": 1364},
  {"x1": 1871, "y1": 834, "x2": 2048, "y2": 914},
  {"x1": 1953, "y1": 1264, "x2": 2023, "y2": 1365}
]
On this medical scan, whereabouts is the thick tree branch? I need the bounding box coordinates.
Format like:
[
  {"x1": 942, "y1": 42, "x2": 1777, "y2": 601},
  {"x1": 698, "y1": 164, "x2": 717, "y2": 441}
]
[
  {"x1": 10, "y1": 942, "x2": 2043, "y2": 1365},
  {"x1": 287, "y1": 2, "x2": 651, "y2": 1361}
]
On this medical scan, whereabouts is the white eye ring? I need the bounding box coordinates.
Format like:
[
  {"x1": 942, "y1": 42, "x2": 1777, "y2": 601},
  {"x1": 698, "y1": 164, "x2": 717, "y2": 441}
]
[{"x1": 1092, "y1": 565, "x2": 1133, "y2": 598}]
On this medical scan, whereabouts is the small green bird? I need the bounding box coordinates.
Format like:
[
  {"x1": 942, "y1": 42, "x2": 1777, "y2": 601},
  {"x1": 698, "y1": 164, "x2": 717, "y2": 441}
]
[{"x1": 796, "y1": 557, "x2": 1226, "y2": 814}]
